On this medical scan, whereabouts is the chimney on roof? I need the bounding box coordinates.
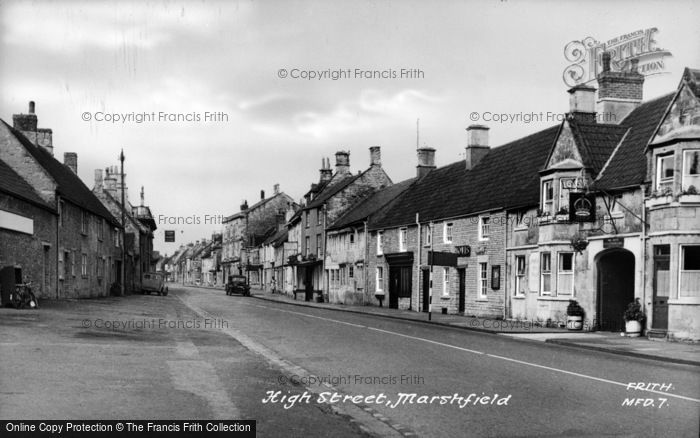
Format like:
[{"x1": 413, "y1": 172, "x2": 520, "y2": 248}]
[
  {"x1": 260, "y1": 190, "x2": 265, "y2": 200},
  {"x1": 94, "y1": 169, "x2": 103, "y2": 189},
  {"x1": 465, "y1": 125, "x2": 490, "y2": 170},
  {"x1": 240, "y1": 200, "x2": 248, "y2": 211},
  {"x1": 64, "y1": 152, "x2": 78, "y2": 174},
  {"x1": 319, "y1": 157, "x2": 333, "y2": 183},
  {"x1": 567, "y1": 85, "x2": 597, "y2": 123},
  {"x1": 596, "y1": 51, "x2": 644, "y2": 124},
  {"x1": 273, "y1": 183, "x2": 280, "y2": 195},
  {"x1": 369, "y1": 146, "x2": 381, "y2": 167},
  {"x1": 416, "y1": 147, "x2": 436, "y2": 178},
  {"x1": 335, "y1": 150, "x2": 350, "y2": 175},
  {"x1": 140, "y1": 186, "x2": 145, "y2": 206},
  {"x1": 13, "y1": 101, "x2": 54, "y2": 156}
]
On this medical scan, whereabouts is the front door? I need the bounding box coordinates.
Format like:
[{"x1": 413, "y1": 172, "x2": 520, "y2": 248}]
[
  {"x1": 596, "y1": 249, "x2": 635, "y2": 331},
  {"x1": 652, "y1": 245, "x2": 670, "y2": 330},
  {"x1": 458, "y1": 268, "x2": 466, "y2": 313},
  {"x1": 389, "y1": 268, "x2": 400, "y2": 309},
  {"x1": 422, "y1": 268, "x2": 430, "y2": 312},
  {"x1": 305, "y1": 267, "x2": 314, "y2": 301}
]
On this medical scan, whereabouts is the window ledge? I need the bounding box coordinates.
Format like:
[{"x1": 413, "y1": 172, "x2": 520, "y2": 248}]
[
  {"x1": 513, "y1": 295, "x2": 526, "y2": 300},
  {"x1": 476, "y1": 298, "x2": 488, "y2": 302},
  {"x1": 440, "y1": 296, "x2": 451, "y2": 300},
  {"x1": 513, "y1": 226, "x2": 528, "y2": 232},
  {"x1": 537, "y1": 296, "x2": 570, "y2": 301}
]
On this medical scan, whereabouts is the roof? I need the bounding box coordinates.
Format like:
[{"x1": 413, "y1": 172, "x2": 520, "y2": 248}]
[
  {"x1": 0, "y1": 158, "x2": 55, "y2": 212},
  {"x1": 370, "y1": 125, "x2": 560, "y2": 229},
  {"x1": 305, "y1": 172, "x2": 363, "y2": 210},
  {"x1": 224, "y1": 192, "x2": 289, "y2": 222},
  {"x1": 2, "y1": 120, "x2": 120, "y2": 226},
  {"x1": 595, "y1": 93, "x2": 675, "y2": 190},
  {"x1": 262, "y1": 228, "x2": 288, "y2": 247},
  {"x1": 567, "y1": 118, "x2": 629, "y2": 176},
  {"x1": 328, "y1": 177, "x2": 416, "y2": 230},
  {"x1": 682, "y1": 67, "x2": 700, "y2": 98}
]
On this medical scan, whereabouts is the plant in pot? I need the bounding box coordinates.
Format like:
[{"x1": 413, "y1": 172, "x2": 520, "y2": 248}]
[
  {"x1": 623, "y1": 298, "x2": 646, "y2": 337},
  {"x1": 566, "y1": 300, "x2": 585, "y2": 331}
]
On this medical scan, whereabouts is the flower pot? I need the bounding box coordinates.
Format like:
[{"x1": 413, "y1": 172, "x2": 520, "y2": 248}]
[
  {"x1": 625, "y1": 320, "x2": 642, "y2": 337},
  {"x1": 566, "y1": 315, "x2": 583, "y2": 331}
]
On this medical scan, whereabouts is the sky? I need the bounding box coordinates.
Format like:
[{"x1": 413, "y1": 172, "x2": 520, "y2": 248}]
[{"x1": 1, "y1": 0, "x2": 699, "y2": 256}]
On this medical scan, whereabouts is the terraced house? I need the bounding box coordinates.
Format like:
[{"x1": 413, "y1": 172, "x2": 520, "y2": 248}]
[{"x1": 0, "y1": 102, "x2": 122, "y2": 299}]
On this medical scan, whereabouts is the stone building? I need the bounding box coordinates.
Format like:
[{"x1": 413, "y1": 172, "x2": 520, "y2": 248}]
[{"x1": 0, "y1": 102, "x2": 121, "y2": 299}]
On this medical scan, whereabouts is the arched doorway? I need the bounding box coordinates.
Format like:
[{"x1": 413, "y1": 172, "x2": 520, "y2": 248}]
[{"x1": 596, "y1": 249, "x2": 635, "y2": 331}]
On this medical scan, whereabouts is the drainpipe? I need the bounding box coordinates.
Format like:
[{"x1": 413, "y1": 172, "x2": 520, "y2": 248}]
[
  {"x1": 640, "y1": 186, "x2": 648, "y2": 328},
  {"x1": 364, "y1": 220, "x2": 369, "y2": 305},
  {"x1": 322, "y1": 203, "x2": 328, "y2": 302},
  {"x1": 415, "y1": 213, "x2": 421, "y2": 313},
  {"x1": 428, "y1": 221, "x2": 434, "y2": 321},
  {"x1": 503, "y1": 210, "x2": 508, "y2": 320},
  {"x1": 56, "y1": 195, "x2": 60, "y2": 299}
]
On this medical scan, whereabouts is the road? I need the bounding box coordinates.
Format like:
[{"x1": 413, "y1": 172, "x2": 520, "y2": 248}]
[{"x1": 1, "y1": 284, "x2": 698, "y2": 437}]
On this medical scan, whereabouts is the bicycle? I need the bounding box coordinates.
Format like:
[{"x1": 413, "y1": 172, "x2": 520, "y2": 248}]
[{"x1": 10, "y1": 282, "x2": 39, "y2": 309}]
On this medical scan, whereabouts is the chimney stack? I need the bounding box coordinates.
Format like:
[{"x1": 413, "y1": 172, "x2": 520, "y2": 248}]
[
  {"x1": 240, "y1": 200, "x2": 248, "y2": 211},
  {"x1": 273, "y1": 183, "x2": 280, "y2": 195},
  {"x1": 596, "y1": 50, "x2": 644, "y2": 124},
  {"x1": 64, "y1": 152, "x2": 78, "y2": 174},
  {"x1": 319, "y1": 157, "x2": 333, "y2": 183},
  {"x1": 335, "y1": 150, "x2": 350, "y2": 175},
  {"x1": 567, "y1": 85, "x2": 597, "y2": 122},
  {"x1": 260, "y1": 189, "x2": 265, "y2": 200},
  {"x1": 465, "y1": 125, "x2": 490, "y2": 170},
  {"x1": 94, "y1": 169, "x2": 103, "y2": 189},
  {"x1": 416, "y1": 147, "x2": 436, "y2": 178},
  {"x1": 13, "y1": 101, "x2": 56, "y2": 156},
  {"x1": 369, "y1": 146, "x2": 381, "y2": 167}
]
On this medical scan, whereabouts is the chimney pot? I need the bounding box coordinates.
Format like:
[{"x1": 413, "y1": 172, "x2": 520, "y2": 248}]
[
  {"x1": 465, "y1": 125, "x2": 490, "y2": 170},
  {"x1": 28, "y1": 101, "x2": 35, "y2": 114},
  {"x1": 567, "y1": 85, "x2": 597, "y2": 118},
  {"x1": 416, "y1": 147, "x2": 436, "y2": 178},
  {"x1": 261, "y1": 190, "x2": 265, "y2": 200},
  {"x1": 273, "y1": 183, "x2": 280, "y2": 195},
  {"x1": 369, "y1": 146, "x2": 381, "y2": 167},
  {"x1": 335, "y1": 150, "x2": 350, "y2": 174},
  {"x1": 602, "y1": 52, "x2": 611, "y2": 73}
]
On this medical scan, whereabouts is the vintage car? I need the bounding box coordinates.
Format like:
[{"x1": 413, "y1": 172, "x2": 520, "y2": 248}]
[
  {"x1": 142, "y1": 272, "x2": 168, "y2": 296},
  {"x1": 226, "y1": 275, "x2": 251, "y2": 296}
]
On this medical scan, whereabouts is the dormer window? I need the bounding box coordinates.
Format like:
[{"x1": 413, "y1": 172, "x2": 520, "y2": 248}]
[
  {"x1": 541, "y1": 180, "x2": 554, "y2": 215},
  {"x1": 656, "y1": 154, "x2": 675, "y2": 190}
]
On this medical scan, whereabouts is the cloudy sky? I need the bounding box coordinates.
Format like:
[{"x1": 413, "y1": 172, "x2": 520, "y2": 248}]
[{"x1": 1, "y1": 0, "x2": 698, "y2": 255}]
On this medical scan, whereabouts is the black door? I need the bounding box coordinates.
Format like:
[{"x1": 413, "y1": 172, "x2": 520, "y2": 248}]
[
  {"x1": 389, "y1": 268, "x2": 400, "y2": 309},
  {"x1": 597, "y1": 250, "x2": 635, "y2": 331},
  {"x1": 652, "y1": 245, "x2": 670, "y2": 330},
  {"x1": 422, "y1": 268, "x2": 430, "y2": 312},
  {"x1": 305, "y1": 267, "x2": 314, "y2": 301},
  {"x1": 458, "y1": 268, "x2": 466, "y2": 313}
]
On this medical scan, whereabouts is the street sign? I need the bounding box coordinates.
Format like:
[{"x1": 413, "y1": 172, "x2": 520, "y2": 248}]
[
  {"x1": 428, "y1": 251, "x2": 458, "y2": 267},
  {"x1": 603, "y1": 237, "x2": 624, "y2": 248},
  {"x1": 164, "y1": 230, "x2": 175, "y2": 242}
]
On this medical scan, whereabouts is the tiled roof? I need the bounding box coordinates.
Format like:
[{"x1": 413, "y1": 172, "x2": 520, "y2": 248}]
[
  {"x1": 328, "y1": 177, "x2": 416, "y2": 230},
  {"x1": 0, "y1": 158, "x2": 54, "y2": 211},
  {"x1": 568, "y1": 119, "x2": 629, "y2": 176},
  {"x1": 262, "y1": 228, "x2": 288, "y2": 247},
  {"x1": 370, "y1": 125, "x2": 560, "y2": 229},
  {"x1": 3, "y1": 120, "x2": 120, "y2": 226},
  {"x1": 682, "y1": 67, "x2": 700, "y2": 98},
  {"x1": 595, "y1": 93, "x2": 675, "y2": 190},
  {"x1": 305, "y1": 172, "x2": 363, "y2": 210}
]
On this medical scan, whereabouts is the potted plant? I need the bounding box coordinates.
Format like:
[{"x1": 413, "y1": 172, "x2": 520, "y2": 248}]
[
  {"x1": 623, "y1": 298, "x2": 645, "y2": 337},
  {"x1": 647, "y1": 187, "x2": 673, "y2": 207},
  {"x1": 566, "y1": 300, "x2": 585, "y2": 331},
  {"x1": 555, "y1": 207, "x2": 570, "y2": 222},
  {"x1": 570, "y1": 232, "x2": 589, "y2": 254},
  {"x1": 680, "y1": 185, "x2": 700, "y2": 203}
]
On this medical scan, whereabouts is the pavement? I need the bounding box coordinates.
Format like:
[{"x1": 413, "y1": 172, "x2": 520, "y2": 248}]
[{"x1": 240, "y1": 286, "x2": 700, "y2": 367}]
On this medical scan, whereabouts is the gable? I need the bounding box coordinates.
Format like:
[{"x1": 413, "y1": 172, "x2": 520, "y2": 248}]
[
  {"x1": 546, "y1": 122, "x2": 583, "y2": 169},
  {"x1": 651, "y1": 83, "x2": 700, "y2": 146}
]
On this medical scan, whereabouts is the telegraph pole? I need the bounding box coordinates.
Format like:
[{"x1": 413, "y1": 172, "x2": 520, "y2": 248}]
[{"x1": 120, "y1": 149, "x2": 125, "y2": 296}]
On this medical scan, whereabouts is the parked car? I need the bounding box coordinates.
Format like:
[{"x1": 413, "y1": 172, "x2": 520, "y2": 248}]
[
  {"x1": 226, "y1": 275, "x2": 250, "y2": 296},
  {"x1": 142, "y1": 272, "x2": 168, "y2": 296}
]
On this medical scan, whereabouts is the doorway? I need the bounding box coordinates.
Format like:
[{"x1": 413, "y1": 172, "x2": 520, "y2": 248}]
[
  {"x1": 389, "y1": 266, "x2": 411, "y2": 309},
  {"x1": 596, "y1": 249, "x2": 635, "y2": 331},
  {"x1": 458, "y1": 268, "x2": 466, "y2": 313},
  {"x1": 652, "y1": 245, "x2": 670, "y2": 331},
  {"x1": 422, "y1": 268, "x2": 430, "y2": 312}
]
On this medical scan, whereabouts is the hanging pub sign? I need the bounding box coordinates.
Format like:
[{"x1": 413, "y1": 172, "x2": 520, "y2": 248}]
[
  {"x1": 164, "y1": 230, "x2": 175, "y2": 242},
  {"x1": 569, "y1": 192, "x2": 596, "y2": 222},
  {"x1": 455, "y1": 245, "x2": 471, "y2": 257},
  {"x1": 491, "y1": 265, "x2": 501, "y2": 290}
]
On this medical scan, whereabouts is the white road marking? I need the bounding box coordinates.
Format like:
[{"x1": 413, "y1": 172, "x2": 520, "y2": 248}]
[{"x1": 250, "y1": 301, "x2": 700, "y2": 404}]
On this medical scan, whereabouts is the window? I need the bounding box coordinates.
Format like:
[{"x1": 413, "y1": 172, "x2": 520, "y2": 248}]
[
  {"x1": 317, "y1": 209, "x2": 322, "y2": 226},
  {"x1": 656, "y1": 154, "x2": 675, "y2": 189},
  {"x1": 114, "y1": 228, "x2": 120, "y2": 247},
  {"x1": 58, "y1": 251, "x2": 64, "y2": 280},
  {"x1": 377, "y1": 231, "x2": 384, "y2": 255},
  {"x1": 540, "y1": 252, "x2": 552, "y2": 295},
  {"x1": 349, "y1": 265, "x2": 354, "y2": 278},
  {"x1": 479, "y1": 217, "x2": 490, "y2": 241},
  {"x1": 514, "y1": 210, "x2": 528, "y2": 229},
  {"x1": 81, "y1": 211, "x2": 89, "y2": 235},
  {"x1": 442, "y1": 267, "x2": 450, "y2": 297},
  {"x1": 424, "y1": 224, "x2": 432, "y2": 247},
  {"x1": 59, "y1": 201, "x2": 65, "y2": 227},
  {"x1": 81, "y1": 253, "x2": 88, "y2": 278},
  {"x1": 444, "y1": 223, "x2": 453, "y2": 243},
  {"x1": 305, "y1": 211, "x2": 309, "y2": 228},
  {"x1": 559, "y1": 178, "x2": 576, "y2": 214},
  {"x1": 98, "y1": 219, "x2": 104, "y2": 241},
  {"x1": 683, "y1": 150, "x2": 700, "y2": 191},
  {"x1": 376, "y1": 267, "x2": 384, "y2": 292},
  {"x1": 542, "y1": 180, "x2": 554, "y2": 215},
  {"x1": 557, "y1": 252, "x2": 574, "y2": 295},
  {"x1": 350, "y1": 232, "x2": 355, "y2": 244},
  {"x1": 515, "y1": 255, "x2": 526, "y2": 297},
  {"x1": 316, "y1": 234, "x2": 322, "y2": 256},
  {"x1": 679, "y1": 245, "x2": 700, "y2": 298},
  {"x1": 479, "y1": 263, "x2": 488, "y2": 299},
  {"x1": 399, "y1": 228, "x2": 408, "y2": 252},
  {"x1": 71, "y1": 251, "x2": 76, "y2": 277},
  {"x1": 305, "y1": 236, "x2": 310, "y2": 256}
]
